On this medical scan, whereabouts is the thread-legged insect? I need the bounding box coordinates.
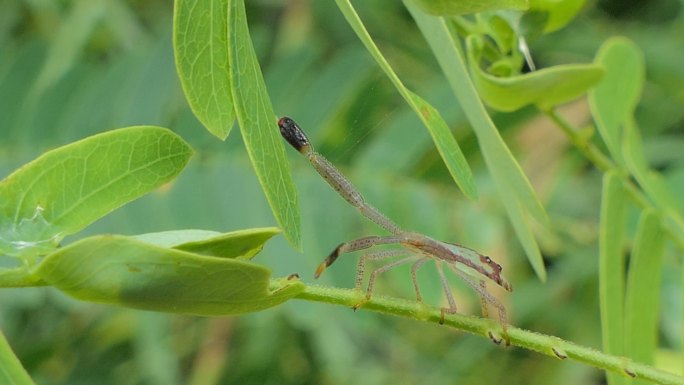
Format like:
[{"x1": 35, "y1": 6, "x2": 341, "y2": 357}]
[{"x1": 278, "y1": 116, "x2": 512, "y2": 343}]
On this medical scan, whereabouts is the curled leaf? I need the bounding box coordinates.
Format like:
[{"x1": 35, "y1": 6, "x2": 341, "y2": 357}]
[
  {"x1": 528, "y1": 0, "x2": 586, "y2": 33},
  {"x1": 134, "y1": 227, "x2": 281, "y2": 259},
  {"x1": 467, "y1": 35, "x2": 604, "y2": 112},
  {"x1": 35, "y1": 235, "x2": 303, "y2": 315}
]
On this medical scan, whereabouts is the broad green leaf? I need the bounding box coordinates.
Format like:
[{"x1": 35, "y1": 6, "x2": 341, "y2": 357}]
[
  {"x1": 412, "y1": 0, "x2": 528, "y2": 15},
  {"x1": 0, "y1": 268, "x2": 44, "y2": 288},
  {"x1": 335, "y1": 0, "x2": 478, "y2": 201},
  {"x1": 0, "y1": 330, "x2": 35, "y2": 385},
  {"x1": 599, "y1": 171, "x2": 628, "y2": 385},
  {"x1": 173, "y1": 0, "x2": 235, "y2": 139},
  {"x1": 467, "y1": 35, "x2": 604, "y2": 112},
  {"x1": 0, "y1": 127, "x2": 193, "y2": 258},
  {"x1": 135, "y1": 227, "x2": 280, "y2": 259},
  {"x1": 529, "y1": 0, "x2": 586, "y2": 33},
  {"x1": 227, "y1": 0, "x2": 302, "y2": 249},
  {"x1": 35, "y1": 235, "x2": 304, "y2": 315},
  {"x1": 589, "y1": 37, "x2": 644, "y2": 165},
  {"x1": 405, "y1": 1, "x2": 548, "y2": 279},
  {"x1": 625, "y1": 210, "x2": 665, "y2": 372}
]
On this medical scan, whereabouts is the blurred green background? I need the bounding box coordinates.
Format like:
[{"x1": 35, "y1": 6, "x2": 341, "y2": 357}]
[{"x1": 2, "y1": 0, "x2": 684, "y2": 384}]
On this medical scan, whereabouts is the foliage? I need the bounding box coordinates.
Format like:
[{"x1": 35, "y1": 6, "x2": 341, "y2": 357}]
[{"x1": 1, "y1": 0, "x2": 684, "y2": 384}]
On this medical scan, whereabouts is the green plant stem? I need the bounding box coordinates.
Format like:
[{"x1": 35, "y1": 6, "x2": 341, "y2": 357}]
[
  {"x1": 292, "y1": 283, "x2": 684, "y2": 385},
  {"x1": 545, "y1": 108, "x2": 684, "y2": 251},
  {"x1": 545, "y1": 108, "x2": 615, "y2": 173}
]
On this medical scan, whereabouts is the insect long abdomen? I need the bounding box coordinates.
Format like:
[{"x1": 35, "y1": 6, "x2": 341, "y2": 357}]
[
  {"x1": 308, "y1": 154, "x2": 364, "y2": 207},
  {"x1": 308, "y1": 153, "x2": 402, "y2": 234},
  {"x1": 278, "y1": 116, "x2": 402, "y2": 235}
]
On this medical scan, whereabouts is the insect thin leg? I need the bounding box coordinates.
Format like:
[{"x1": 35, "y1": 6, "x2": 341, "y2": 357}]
[
  {"x1": 315, "y1": 235, "x2": 408, "y2": 278},
  {"x1": 479, "y1": 280, "x2": 490, "y2": 318},
  {"x1": 356, "y1": 250, "x2": 409, "y2": 291},
  {"x1": 436, "y1": 261, "x2": 458, "y2": 314},
  {"x1": 447, "y1": 264, "x2": 509, "y2": 341},
  {"x1": 365, "y1": 256, "x2": 419, "y2": 299},
  {"x1": 411, "y1": 258, "x2": 429, "y2": 302}
]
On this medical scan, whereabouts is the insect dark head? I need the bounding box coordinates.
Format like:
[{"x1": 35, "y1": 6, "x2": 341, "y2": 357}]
[
  {"x1": 278, "y1": 116, "x2": 311, "y2": 153},
  {"x1": 479, "y1": 254, "x2": 512, "y2": 291}
]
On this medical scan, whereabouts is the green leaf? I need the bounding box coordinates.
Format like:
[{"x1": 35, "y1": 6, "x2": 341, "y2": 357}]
[
  {"x1": 0, "y1": 268, "x2": 45, "y2": 288},
  {"x1": 529, "y1": 0, "x2": 586, "y2": 33},
  {"x1": 625, "y1": 210, "x2": 665, "y2": 371},
  {"x1": 412, "y1": 0, "x2": 528, "y2": 15},
  {"x1": 602, "y1": 38, "x2": 684, "y2": 248},
  {"x1": 135, "y1": 227, "x2": 280, "y2": 259},
  {"x1": 173, "y1": 0, "x2": 235, "y2": 140},
  {"x1": 405, "y1": 1, "x2": 549, "y2": 279},
  {"x1": 599, "y1": 171, "x2": 628, "y2": 385},
  {"x1": 497, "y1": 180, "x2": 546, "y2": 281},
  {"x1": 335, "y1": 0, "x2": 478, "y2": 201},
  {"x1": 0, "y1": 330, "x2": 35, "y2": 385},
  {"x1": 623, "y1": 120, "x2": 684, "y2": 239},
  {"x1": 0, "y1": 127, "x2": 193, "y2": 258},
  {"x1": 589, "y1": 37, "x2": 644, "y2": 165},
  {"x1": 406, "y1": 90, "x2": 478, "y2": 200},
  {"x1": 467, "y1": 35, "x2": 604, "y2": 112},
  {"x1": 35, "y1": 235, "x2": 304, "y2": 315},
  {"x1": 227, "y1": 0, "x2": 302, "y2": 249},
  {"x1": 133, "y1": 229, "x2": 225, "y2": 248}
]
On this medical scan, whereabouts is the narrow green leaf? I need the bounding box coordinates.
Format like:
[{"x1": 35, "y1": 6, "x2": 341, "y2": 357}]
[
  {"x1": 412, "y1": 0, "x2": 528, "y2": 15},
  {"x1": 227, "y1": 0, "x2": 302, "y2": 249},
  {"x1": 0, "y1": 330, "x2": 35, "y2": 385},
  {"x1": 623, "y1": 120, "x2": 684, "y2": 239},
  {"x1": 592, "y1": 38, "x2": 684, "y2": 259},
  {"x1": 134, "y1": 227, "x2": 280, "y2": 259},
  {"x1": 625, "y1": 210, "x2": 665, "y2": 372},
  {"x1": 496, "y1": 174, "x2": 546, "y2": 281},
  {"x1": 0, "y1": 127, "x2": 193, "y2": 258},
  {"x1": 589, "y1": 37, "x2": 644, "y2": 165},
  {"x1": 406, "y1": 91, "x2": 478, "y2": 199},
  {"x1": 467, "y1": 35, "x2": 604, "y2": 112},
  {"x1": 335, "y1": 0, "x2": 478, "y2": 200},
  {"x1": 599, "y1": 171, "x2": 628, "y2": 385},
  {"x1": 608, "y1": 41, "x2": 684, "y2": 249},
  {"x1": 173, "y1": 0, "x2": 235, "y2": 139},
  {"x1": 405, "y1": 1, "x2": 548, "y2": 279},
  {"x1": 35, "y1": 235, "x2": 304, "y2": 315}
]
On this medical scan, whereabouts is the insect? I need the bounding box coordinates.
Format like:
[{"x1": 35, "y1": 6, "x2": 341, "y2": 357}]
[{"x1": 278, "y1": 116, "x2": 512, "y2": 343}]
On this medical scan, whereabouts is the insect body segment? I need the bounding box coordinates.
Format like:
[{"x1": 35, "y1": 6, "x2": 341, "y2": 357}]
[{"x1": 278, "y1": 116, "x2": 512, "y2": 342}]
